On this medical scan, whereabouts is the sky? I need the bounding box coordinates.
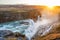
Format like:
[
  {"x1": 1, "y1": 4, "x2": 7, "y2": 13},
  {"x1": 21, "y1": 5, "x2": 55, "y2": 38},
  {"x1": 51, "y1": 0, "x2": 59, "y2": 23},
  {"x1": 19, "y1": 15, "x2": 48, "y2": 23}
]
[{"x1": 0, "y1": 0, "x2": 60, "y2": 6}]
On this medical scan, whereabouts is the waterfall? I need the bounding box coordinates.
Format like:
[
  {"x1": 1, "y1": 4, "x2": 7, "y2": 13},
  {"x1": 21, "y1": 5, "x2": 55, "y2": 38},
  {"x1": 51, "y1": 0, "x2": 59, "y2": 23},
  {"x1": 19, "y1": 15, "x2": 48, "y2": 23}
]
[
  {"x1": 25, "y1": 16, "x2": 41, "y2": 40},
  {"x1": 24, "y1": 16, "x2": 51, "y2": 40},
  {"x1": 0, "y1": 15, "x2": 52, "y2": 40}
]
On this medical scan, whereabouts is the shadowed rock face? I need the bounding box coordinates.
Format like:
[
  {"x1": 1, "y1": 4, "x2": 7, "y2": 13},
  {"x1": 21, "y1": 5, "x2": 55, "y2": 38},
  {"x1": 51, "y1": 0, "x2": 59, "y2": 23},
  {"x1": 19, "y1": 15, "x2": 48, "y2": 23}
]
[
  {"x1": 0, "y1": 30, "x2": 26, "y2": 40},
  {"x1": 0, "y1": 30, "x2": 13, "y2": 37},
  {"x1": 11, "y1": 32, "x2": 25, "y2": 37},
  {"x1": 0, "y1": 37, "x2": 5, "y2": 40}
]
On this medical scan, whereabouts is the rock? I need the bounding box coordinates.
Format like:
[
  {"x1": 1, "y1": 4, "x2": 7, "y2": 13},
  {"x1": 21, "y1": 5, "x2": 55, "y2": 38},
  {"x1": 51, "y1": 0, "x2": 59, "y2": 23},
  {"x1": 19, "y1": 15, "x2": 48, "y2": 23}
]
[
  {"x1": 4, "y1": 37, "x2": 17, "y2": 40},
  {"x1": 0, "y1": 30, "x2": 13, "y2": 37},
  {"x1": 0, "y1": 37, "x2": 5, "y2": 40},
  {"x1": 53, "y1": 38, "x2": 60, "y2": 40},
  {"x1": 14, "y1": 32, "x2": 25, "y2": 37}
]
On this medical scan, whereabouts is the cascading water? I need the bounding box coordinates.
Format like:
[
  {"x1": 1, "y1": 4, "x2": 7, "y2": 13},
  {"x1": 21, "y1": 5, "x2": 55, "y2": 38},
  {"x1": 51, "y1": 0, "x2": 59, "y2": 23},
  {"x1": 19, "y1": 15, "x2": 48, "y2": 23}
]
[
  {"x1": 0, "y1": 19, "x2": 35, "y2": 35},
  {"x1": 0, "y1": 15, "x2": 53, "y2": 40},
  {"x1": 24, "y1": 16, "x2": 52, "y2": 40},
  {"x1": 24, "y1": 16, "x2": 41, "y2": 40}
]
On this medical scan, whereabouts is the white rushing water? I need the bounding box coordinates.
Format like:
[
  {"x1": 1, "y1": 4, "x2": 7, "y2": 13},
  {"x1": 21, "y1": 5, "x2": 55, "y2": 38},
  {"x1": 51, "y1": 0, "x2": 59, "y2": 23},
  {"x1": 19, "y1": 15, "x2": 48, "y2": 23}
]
[
  {"x1": 0, "y1": 19, "x2": 34, "y2": 35},
  {"x1": 0, "y1": 16, "x2": 53, "y2": 40},
  {"x1": 24, "y1": 16, "x2": 52, "y2": 40}
]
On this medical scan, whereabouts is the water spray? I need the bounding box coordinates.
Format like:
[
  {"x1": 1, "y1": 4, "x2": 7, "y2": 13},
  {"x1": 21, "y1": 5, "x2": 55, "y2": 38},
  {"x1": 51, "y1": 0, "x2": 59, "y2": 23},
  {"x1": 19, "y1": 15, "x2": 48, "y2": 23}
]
[
  {"x1": 24, "y1": 15, "x2": 51, "y2": 40},
  {"x1": 24, "y1": 16, "x2": 41, "y2": 40}
]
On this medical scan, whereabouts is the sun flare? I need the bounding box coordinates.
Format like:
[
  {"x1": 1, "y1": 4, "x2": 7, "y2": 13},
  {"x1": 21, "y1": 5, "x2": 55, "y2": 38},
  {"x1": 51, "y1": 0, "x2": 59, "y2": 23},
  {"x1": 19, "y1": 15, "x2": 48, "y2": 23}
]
[{"x1": 45, "y1": 5, "x2": 55, "y2": 10}]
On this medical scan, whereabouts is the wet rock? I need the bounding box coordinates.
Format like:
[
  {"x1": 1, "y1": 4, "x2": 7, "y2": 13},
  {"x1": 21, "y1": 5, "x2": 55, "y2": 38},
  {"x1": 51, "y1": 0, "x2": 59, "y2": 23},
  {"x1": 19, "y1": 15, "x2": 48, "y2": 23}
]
[
  {"x1": 14, "y1": 32, "x2": 25, "y2": 37},
  {"x1": 0, "y1": 30, "x2": 13, "y2": 37},
  {"x1": 53, "y1": 38, "x2": 60, "y2": 40},
  {"x1": 0, "y1": 37, "x2": 5, "y2": 40}
]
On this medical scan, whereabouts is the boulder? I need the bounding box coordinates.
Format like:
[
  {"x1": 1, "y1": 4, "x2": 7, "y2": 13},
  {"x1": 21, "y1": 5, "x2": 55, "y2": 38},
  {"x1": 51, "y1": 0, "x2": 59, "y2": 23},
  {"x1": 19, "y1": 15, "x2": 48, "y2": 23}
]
[{"x1": 0, "y1": 30, "x2": 13, "y2": 37}]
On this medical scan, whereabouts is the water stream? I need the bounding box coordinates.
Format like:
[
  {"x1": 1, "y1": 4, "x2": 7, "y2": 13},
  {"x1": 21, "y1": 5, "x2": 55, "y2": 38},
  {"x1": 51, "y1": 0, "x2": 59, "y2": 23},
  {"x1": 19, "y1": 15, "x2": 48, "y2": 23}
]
[
  {"x1": 24, "y1": 16, "x2": 52, "y2": 40},
  {"x1": 0, "y1": 16, "x2": 53, "y2": 40}
]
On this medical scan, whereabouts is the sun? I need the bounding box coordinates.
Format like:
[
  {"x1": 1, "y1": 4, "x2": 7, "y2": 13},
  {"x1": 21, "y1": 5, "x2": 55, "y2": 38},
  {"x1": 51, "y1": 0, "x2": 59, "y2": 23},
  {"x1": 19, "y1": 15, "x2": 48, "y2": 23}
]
[
  {"x1": 48, "y1": 6, "x2": 54, "y2": 8},
  {"x1": 46, "y1": 4, "x2": 55, "y2": 10}
]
